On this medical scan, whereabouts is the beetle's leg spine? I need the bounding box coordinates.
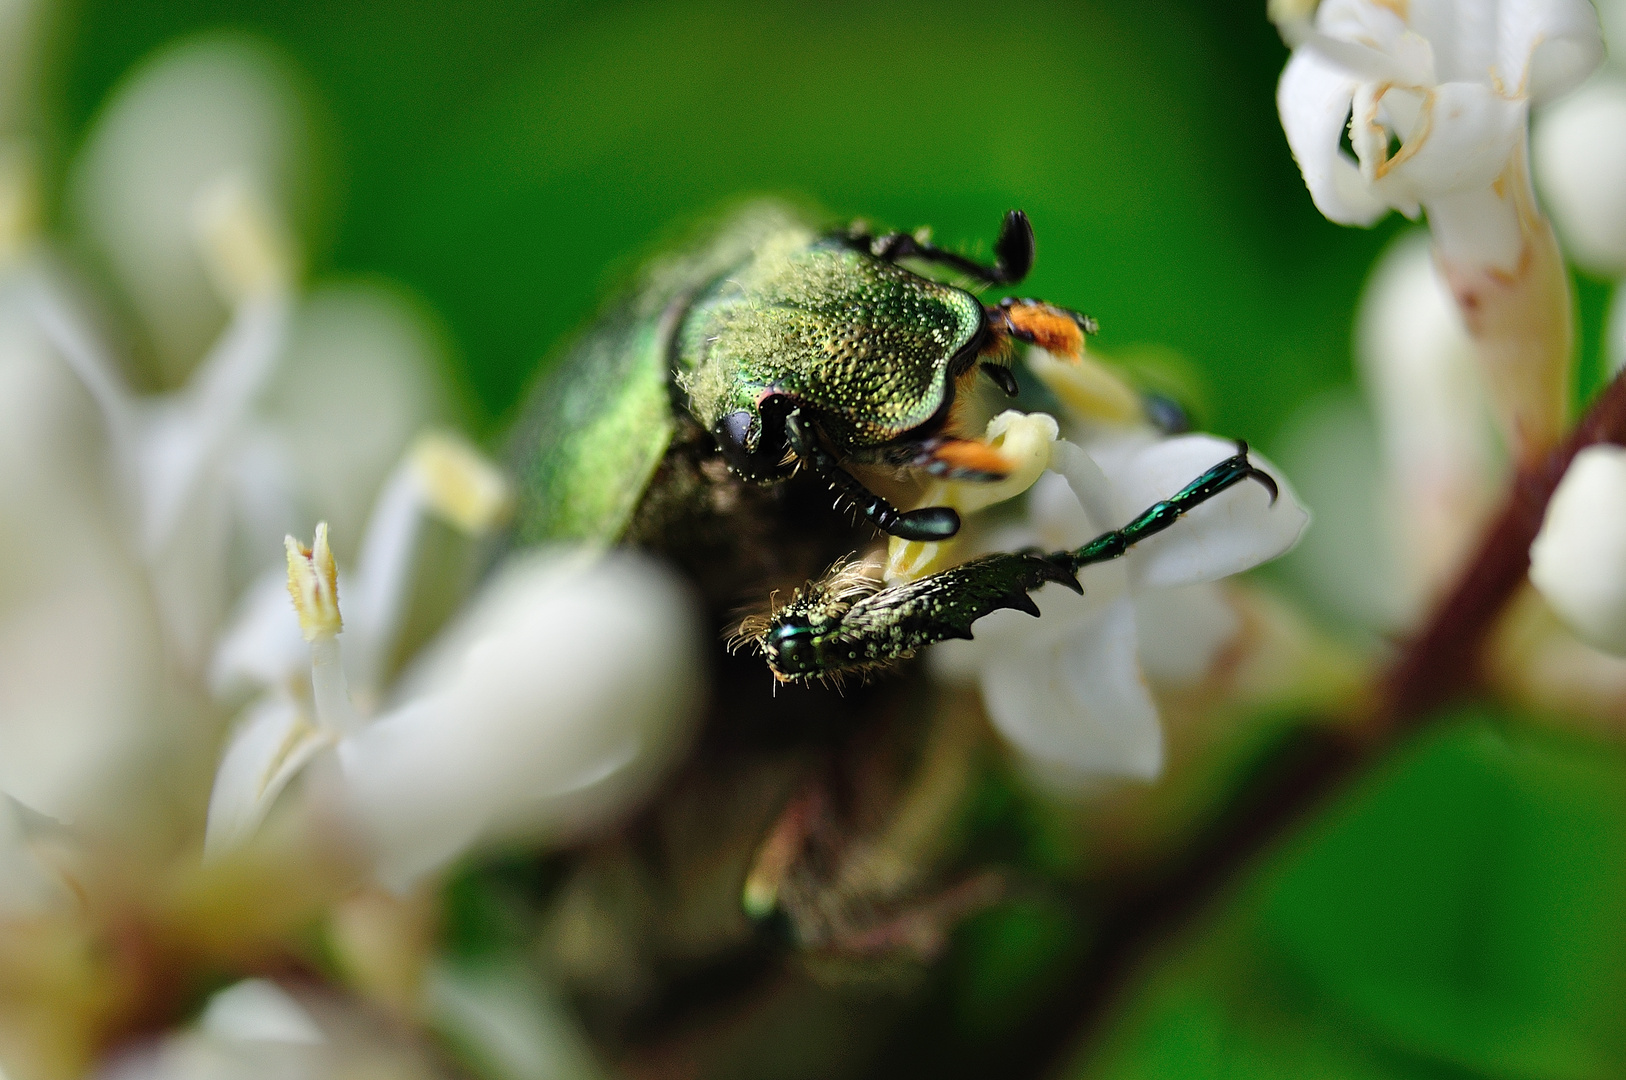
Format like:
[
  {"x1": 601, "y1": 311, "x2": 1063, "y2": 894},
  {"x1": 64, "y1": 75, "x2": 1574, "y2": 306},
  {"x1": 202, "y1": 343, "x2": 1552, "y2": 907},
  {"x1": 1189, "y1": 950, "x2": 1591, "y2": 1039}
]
[{"x1": 1056, "y1": 441, "x2": 1278, "y2": 575}]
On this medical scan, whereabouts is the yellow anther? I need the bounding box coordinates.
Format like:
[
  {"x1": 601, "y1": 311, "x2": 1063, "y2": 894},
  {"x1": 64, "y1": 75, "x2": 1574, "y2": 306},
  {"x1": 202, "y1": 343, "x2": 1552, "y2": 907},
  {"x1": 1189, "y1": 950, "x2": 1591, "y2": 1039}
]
[
  {"x1": 285, "y1": 522, "x2": 342, "y2": 642},
  {"x1": 1025, "y1": 349, "x2": 1145, "y2": 426},
  {"x1": 192, "y1": 174, "x2": 294, "y2": 304},
  {"x1": 409, "y1": 430, "x2": 514, "y2": 535}
]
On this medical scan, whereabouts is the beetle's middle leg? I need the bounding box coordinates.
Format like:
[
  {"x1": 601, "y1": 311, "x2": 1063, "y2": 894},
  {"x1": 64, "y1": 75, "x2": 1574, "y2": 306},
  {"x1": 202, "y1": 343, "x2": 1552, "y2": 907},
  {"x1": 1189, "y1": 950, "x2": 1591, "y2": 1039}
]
[{"x1": 783, "y1": 408, "x2": 962, "y2": 542}]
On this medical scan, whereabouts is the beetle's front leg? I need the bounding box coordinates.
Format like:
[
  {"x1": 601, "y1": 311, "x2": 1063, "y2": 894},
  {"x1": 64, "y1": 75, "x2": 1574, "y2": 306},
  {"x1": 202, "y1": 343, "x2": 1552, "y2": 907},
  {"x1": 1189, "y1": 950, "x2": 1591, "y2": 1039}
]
[
  {"x1": 782, "y1": 408, "x2": 961, "y2": 542},
  {"x1": 749, "y1": 442, "x2": 1278, "y2": 682}
]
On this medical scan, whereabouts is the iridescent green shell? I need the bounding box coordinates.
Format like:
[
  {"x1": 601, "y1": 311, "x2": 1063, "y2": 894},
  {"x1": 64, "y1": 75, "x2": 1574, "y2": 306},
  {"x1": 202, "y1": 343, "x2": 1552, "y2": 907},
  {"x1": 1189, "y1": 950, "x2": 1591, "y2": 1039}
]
[
  {"x1": 508, "y1": 203, "x2": 806, "y2": 545},
  {"x1": 674, "y1": 237, "x2": 986, "y2": 450}
]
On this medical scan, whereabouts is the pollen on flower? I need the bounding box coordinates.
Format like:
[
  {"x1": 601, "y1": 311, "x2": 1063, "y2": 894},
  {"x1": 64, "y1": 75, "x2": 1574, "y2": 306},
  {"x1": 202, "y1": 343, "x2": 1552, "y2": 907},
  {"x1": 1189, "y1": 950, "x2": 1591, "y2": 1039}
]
[
  {"x1": 193, "y1": 173, "x2": 294, "y2": 304},
  {"x1": 286, "y1": 522, "x2": 342, "y2": 642},
  {"x1": 408, "y1": 430, "x2": 515, "y2": 535}
]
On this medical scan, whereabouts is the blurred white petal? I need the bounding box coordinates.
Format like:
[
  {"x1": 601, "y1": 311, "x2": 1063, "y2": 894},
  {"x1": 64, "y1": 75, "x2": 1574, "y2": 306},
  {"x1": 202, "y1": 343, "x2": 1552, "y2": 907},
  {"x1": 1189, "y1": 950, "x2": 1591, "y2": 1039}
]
[
  {"x1": 1133, "y1": 582, "x2": 1239, "y2": 686},
  {"x1": 979, "y1": 593, "x2": 1162, "y2": 785},
  {"x1": 70, "y1": 35, "x2": 314, "y2": 383},
  {"x1": 337, "y1": 550, "x2": 704, "y2": 891},
  {"x1": 0, "y1": 794, "x2": 53, "y2": 914},
  {"x1": 1529, "y1": 445, "x2": 1626, "y2": 654},
  {"x1": 1534, "y1": 75, "x2": 1626, "y2": 275},
  {"x1": 426, "y1": 962, "x2": 606, "y2": 1080},
  {"x1": 0, "y1": 297, "x2": 165, "y2": 822},
  {"x1": 256, "y1": 283, "x2": 449, "y2": 560},
  {"x1": 210, "y1": 568, "x2": 306, "y2": 700},
  {"x1": 199, "y1": 980, "x2": 323, "y2": 1045},
  {"x1": 1274, "y1": 391, "x2": 1414, "y2": 630},
  {"x1": 204, "y1": 697, "x2": 331, "y2": 857},
  {"x1": 1504, "y1": 0, "x2": 1606, "y2": 103},
  {"x1": 1355, "y1": 229, "x2": 1501, "y2": 606}
]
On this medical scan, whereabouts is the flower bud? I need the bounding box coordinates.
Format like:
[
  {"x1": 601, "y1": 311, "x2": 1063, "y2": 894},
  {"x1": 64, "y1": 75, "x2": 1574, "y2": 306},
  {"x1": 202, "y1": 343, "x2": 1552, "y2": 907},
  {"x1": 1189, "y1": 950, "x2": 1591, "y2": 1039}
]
[
  {"x1": 1529, "y1": 444, "x2": 1626, "y2": 654},
  {"x1": 1534, "y1": 76, "x2": 1626, "y2": 276}
]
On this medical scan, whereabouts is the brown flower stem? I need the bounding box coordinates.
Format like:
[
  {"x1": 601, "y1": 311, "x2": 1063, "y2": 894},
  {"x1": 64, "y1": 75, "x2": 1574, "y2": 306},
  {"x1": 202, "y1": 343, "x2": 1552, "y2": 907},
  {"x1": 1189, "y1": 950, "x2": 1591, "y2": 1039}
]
[
  {"x1": 1380, "y1": 365, "x2": 1626, "y2": 726},
  {"x1": 997, "y1": 368, "x2": 1626, "y2": 1080}
]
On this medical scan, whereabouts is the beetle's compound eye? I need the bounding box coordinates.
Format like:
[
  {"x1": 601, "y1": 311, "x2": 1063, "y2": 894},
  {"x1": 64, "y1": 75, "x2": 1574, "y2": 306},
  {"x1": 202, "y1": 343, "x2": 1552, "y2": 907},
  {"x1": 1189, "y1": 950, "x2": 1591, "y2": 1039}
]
[
  {"x1": 716, "y1": 408, "x2": 789, "y2": 483},
  {"x1": 766, "y1": 616, "x2": 818, "y2": 675}
]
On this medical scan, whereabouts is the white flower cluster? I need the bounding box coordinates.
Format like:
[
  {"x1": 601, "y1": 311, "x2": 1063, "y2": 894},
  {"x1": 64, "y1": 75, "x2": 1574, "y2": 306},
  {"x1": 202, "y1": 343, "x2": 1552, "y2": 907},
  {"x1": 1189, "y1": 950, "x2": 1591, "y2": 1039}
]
[
  {"x1": 0, "y1": 30, "x2": 703, "y2": 919},
  {"x1": 1275, "y1": 0, "x2": 1626, "y2": 713},
  {"x1": 1278, "y1": 0, "x2": 1604, "y2": 455}
]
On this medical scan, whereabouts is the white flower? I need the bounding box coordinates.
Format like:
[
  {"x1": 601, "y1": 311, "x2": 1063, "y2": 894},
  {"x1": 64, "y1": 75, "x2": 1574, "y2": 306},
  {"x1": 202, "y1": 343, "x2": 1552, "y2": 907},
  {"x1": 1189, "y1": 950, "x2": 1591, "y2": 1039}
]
[
  {"x1": 207, "y1": 440, "x2": 702, "y2": 890},
  {"x1": 1357, "y1": 229, "x2": 1504, "y2": 609},
  {"x1": 95, "y1": 977, "x2": 457, "y2": 1080},
  {"x1": 932, "y1": 432, "x2": 1308, "y2": 788},
  {"x1": 1278, "y1": 0, "x2": 1602, "y2": 454},
  {"x1": 0, "y1": 38, "x2": 447, "y2": 832},
  {"x1": 1529, "y1": 444, "x2": 1626, "y2": 655},
  {"x1": 1535, "y1": 76, "x2": 1626, "y2": 275},
  {"x1": 1278, "y1": 0, "x2": 1601, "y2": 251}
]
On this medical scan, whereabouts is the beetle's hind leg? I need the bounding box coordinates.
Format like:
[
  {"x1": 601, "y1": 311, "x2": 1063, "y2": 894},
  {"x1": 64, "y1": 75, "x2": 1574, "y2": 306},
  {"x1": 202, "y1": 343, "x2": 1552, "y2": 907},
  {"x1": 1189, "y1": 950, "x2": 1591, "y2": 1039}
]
[
  {"x1": 783, "y1": 409, "x2": 961, "y2": 542},
  {"x1": 856, "y1": 209, "x2": 1035, "y2": 286}
]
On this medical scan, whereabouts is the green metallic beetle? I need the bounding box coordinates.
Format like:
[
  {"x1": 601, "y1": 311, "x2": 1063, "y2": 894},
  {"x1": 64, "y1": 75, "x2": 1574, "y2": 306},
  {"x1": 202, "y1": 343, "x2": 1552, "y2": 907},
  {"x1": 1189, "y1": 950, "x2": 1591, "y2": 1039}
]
[{"x1": 509, "y1": 203, "x2": 1274, "y2": 683}]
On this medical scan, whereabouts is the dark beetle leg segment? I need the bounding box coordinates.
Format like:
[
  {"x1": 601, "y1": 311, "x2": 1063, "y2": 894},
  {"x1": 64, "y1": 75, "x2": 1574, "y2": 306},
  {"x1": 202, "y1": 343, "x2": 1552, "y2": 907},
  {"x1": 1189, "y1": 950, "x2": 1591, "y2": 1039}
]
[
  {"x1": 756, "y1": 442, "x2": 1279, "y2": 680},
  {"x1": 982, "y1": 362, "x2": 1020, "y2": 396},
  {"x1": 1056, "y1": 441, "x2": 1277, "y2": 574},
  {"x1": 860, "y1": 210, "x2": 1035, "y2": 287},
  {"x1": 783, "y1": 408, "x2": 961, "y2": 541}
]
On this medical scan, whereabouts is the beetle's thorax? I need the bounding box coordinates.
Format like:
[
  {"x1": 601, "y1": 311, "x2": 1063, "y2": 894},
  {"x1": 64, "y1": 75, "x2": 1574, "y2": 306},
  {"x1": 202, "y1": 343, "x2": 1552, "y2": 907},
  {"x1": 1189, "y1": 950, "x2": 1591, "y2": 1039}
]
[{"x1": 673, "y1": 229, "x2": 985, "y2": 464}]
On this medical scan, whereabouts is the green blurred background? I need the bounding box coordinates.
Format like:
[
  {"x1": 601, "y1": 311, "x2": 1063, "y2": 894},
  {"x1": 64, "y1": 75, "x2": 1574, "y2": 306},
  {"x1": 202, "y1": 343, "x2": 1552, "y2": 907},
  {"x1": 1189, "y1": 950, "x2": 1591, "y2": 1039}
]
[
  {"x1": 37, "y1": 3, "x2": 1626, "y2": 1078},
  {"x1": 44, "y1": 0, "x2": 1396, "y2": 441}
]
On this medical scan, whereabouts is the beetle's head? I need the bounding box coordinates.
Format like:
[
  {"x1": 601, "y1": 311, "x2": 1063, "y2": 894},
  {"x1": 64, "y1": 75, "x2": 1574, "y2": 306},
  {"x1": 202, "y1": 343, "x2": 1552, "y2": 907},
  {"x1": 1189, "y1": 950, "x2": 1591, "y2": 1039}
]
[
  {"x1": 763, "y1": 615, "x2": 819, "y2": 677},
  {"x1": 715, "y1": 397, "x2": 793, "y2": 484}
]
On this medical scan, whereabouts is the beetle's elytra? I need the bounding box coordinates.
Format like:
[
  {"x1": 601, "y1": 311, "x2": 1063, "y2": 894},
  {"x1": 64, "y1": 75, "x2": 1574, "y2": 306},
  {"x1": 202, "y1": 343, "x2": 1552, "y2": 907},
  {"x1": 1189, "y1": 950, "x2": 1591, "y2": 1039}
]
[{"x1": 510, "y1": 203, "x2": 1273, "y2": 682}]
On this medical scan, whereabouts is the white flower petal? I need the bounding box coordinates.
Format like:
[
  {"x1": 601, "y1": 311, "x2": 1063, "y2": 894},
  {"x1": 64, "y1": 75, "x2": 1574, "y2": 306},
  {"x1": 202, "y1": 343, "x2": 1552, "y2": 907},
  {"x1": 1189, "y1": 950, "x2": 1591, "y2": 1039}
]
[
  {"x1": 1534, "y1": 75, "x2": 1626, "y2": 275},
  {"x1": 0, "y1": 794, "x2": 54, "y2": 914},
  {"x1": 256, "y1": 283, "x2": 449, "y2": 560},
  {"x1": 336, "y1": 550, "x2": 703, "y2": 891},
  {"x1": 70, "y1": 36, "x2": 314, "y2": 384},
  {"x1": 1044, "y1": 439, "x2": 1125, "y2": 535},
  {"x1": 0, "y1": 305, "x2": 167, "y2": 823},
  {"x1": 198, "y1": 979, "x2": 323, "y2": 1045},
  {"x1": 1274, "y1": 391, "x2": 1417, "y2": 630},
  {"x1": 979, "y1": 592, "x2": 1163, "y2": 784},
  {"x1": 1278, "y1": 47, "x2": 1391, "y2": 225},
  {"x1": 203, "y1": 697, "x2": 333, "y2": 857},
  {"x1": 1106, "y1": 435, "x2": 1309, "y2": 589},
  {"x1": 1530, "y1": 444, "x2": 1626, "y2": 654},
  {"x1": 209, "y1": 567, "x2": 307, "y2": 699},
  {"x1": 1133, "y1": 582, "x2": 1240, "y2": 686},
  {"x1": 1373, "y1": 81, "x2": 1525, "y2": 208},
  {"x1": 1500, "y1": 0, "x2": 1605, "y2": 103}
]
